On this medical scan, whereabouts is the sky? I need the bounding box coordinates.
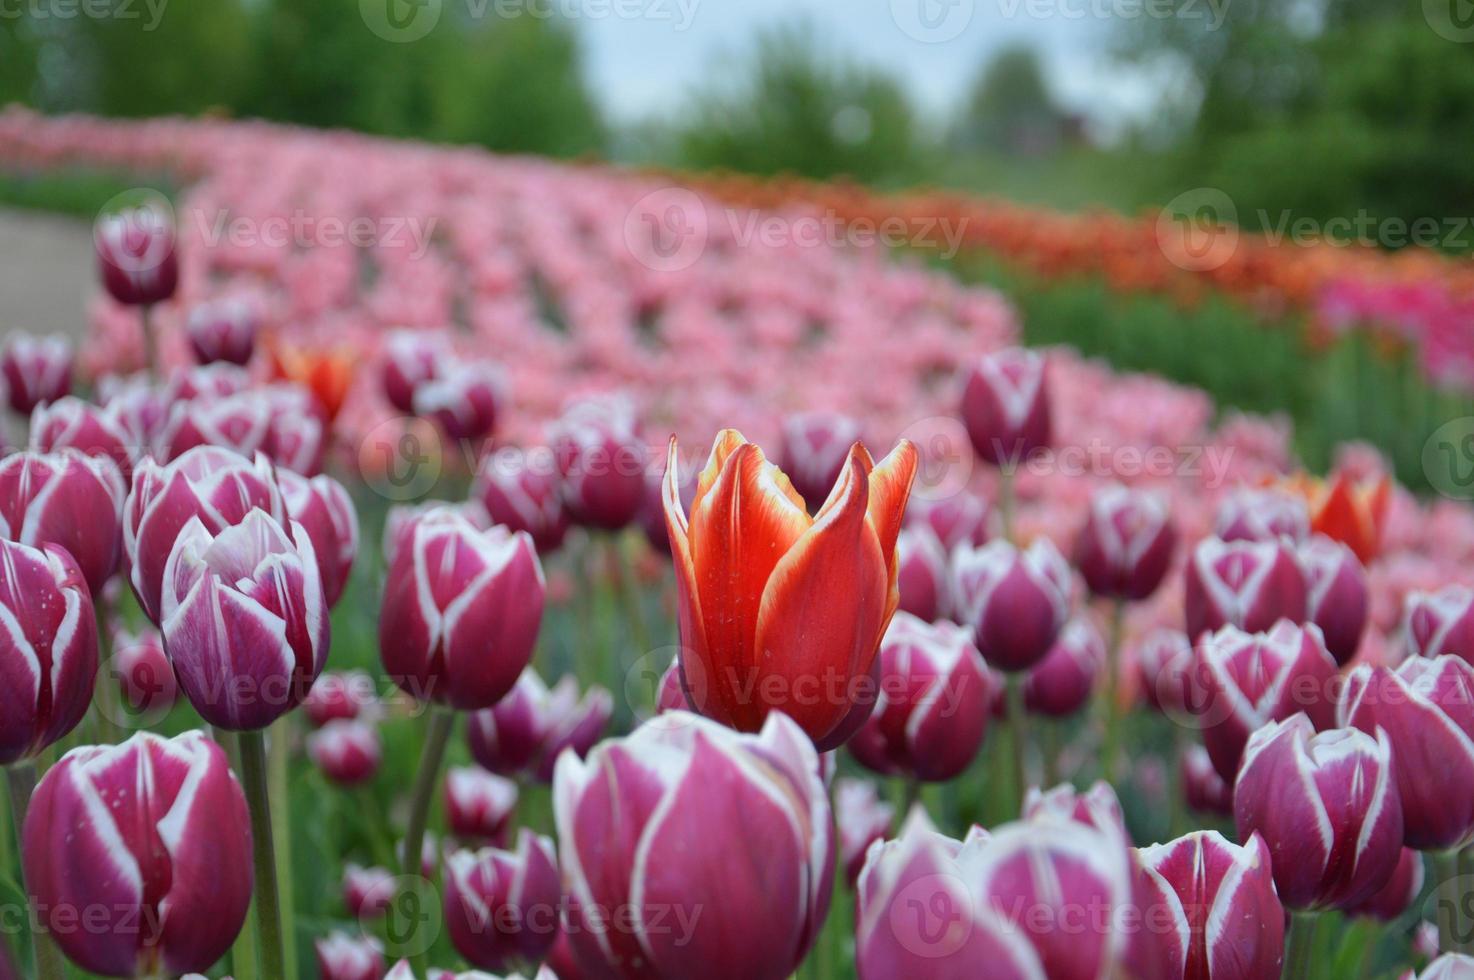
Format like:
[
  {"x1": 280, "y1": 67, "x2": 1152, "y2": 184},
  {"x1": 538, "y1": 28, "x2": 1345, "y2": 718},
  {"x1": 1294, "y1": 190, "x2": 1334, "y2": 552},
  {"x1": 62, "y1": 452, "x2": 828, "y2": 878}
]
[{"x1": 563, "y1": 0, "x2": 1173, "y2": 136}]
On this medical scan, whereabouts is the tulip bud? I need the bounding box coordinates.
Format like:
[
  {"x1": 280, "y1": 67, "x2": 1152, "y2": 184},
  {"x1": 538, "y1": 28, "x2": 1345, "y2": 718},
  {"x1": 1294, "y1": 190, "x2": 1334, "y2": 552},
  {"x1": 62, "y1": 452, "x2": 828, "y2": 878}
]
[
  {"x1": 904, "y1": 492, "x2": 990, "y2": 550},
  {"x1": 779, "y1": 411, "x2": 865, "y2": 509},
  {"x1": 0, "y1": 332, "x2": 72, "y2": 416},
  {"x1": 444, "y1": 830, "x2": 561, "y2": 972},
  {"x1": 1340, "y1": 655, "x2": 1474, "y2": 851},
  {"x1": 1215, "y1": 486, "x2": 1310, "y2": 543},
  {"x1": 165, "y1": 363, "x2": 251, "y2": 404},
  {"x1": 1022, "y1": 779, "x2": 1128, "y2": 836},
  {"x1": 951, "y1": 538, "x2": 1070, "y2": 672},
  {"x1": 111, "y1": 626, "x2": 178, "y2": 717},
  {"x1": 445, "y1": 766, "x2": 518, "y2": 843},
  {"x1": 95, "y1": 202, "x2": 178, "y2": 306},
  {"x1": 1300, "y1": 534, "x2": 1368, "y2": 665},
  {"x1": 98, "y1": 372, "x2": 168, "y2": 455},
  {"x1": 415, "y1": 361, "x2": 505, "y2": 442},
  {"x1": 316, "y1": 932, "x2": 385, "y2": 980},
  {"x1": 555, "y1": 712, "x2": 832, "y2": 980},
  {"x1": 186, "y1": 297, "x2": 258, "y2": 366},
  {"x1": 1138, "y1": 831, "x2": 1284, "y2": 980},
  {"x1": 656, "y1": 658, "x2": 689, "y2": 713},
  {"x1": 382, "y1": 329, "x2": 447, "y2": 414},
  {"x1": 1406, "y1": 586, "x2": 1474, "y2": 665},
  {"x1": 836, "y1": 778, "x2": 894, "y2": 885},
  {"x1": 1136, "y1": 629, "x2": 1194, "y2": 716},
  {"x1": 466, "y1": 668, "x2": 612, "y2": 783},
  {"x1": 382, "y1": 500, "x2": 490, "y2": 569},
  {"x1": 0, "y1": 540, "x2": 98, "y2": 765},
  {"x1": 305, "y1": 670, "x2": 378, "y2": 728},
  {"x1": 308, "y1": 719, "x2": 381, "y2": 786},
  {"x1": 1234, "y1": 715, "x2": 1402, "y2": 911},
  {"x1": 663, "y1": 430, "x2": 918, "y2": 747},
  {"x1": 1075, "y1": 484, "x2": 1175, "y2": 601},
  {"x1": 124, "y1": 446, "x2": 285, "y2": 623},
  {"x1": 848, "y1": 613, "x2": 996, "y2": 782},
  {"x1": 551, "y1": 397, "x2": 647, "y2": 530},
  {"x1": 344, "y1": 864, "x2": 397, "y2": 919},
  {"x1": 23, "y1": 731, "x2": 251, "y2": 977},
  {"x1": 29, "y1": 395, "x2": 136, "y2": 482},
  {"x1": 257, "y1": 383, "x2": 328, "y2": 476},
  {"x1": 1184, "y1": 536, "x2": 1307, "y2": 640},
  {"x1": 1180, "y1": 743, "x2": 1233, "y2": 816},
  {"x1": 1346, "y1": 848, "x2": 1424, "y2": 922},
  {"x1": 0, "y1": 449, "x2": 125, "y2": 595},
  {"x1": 1024, "y1": 615, "x2": 1104, "y2": 718},
  {"x1": 380, "y1": 509, "x2": 543, "y2": 710},
  {"x1": 1195, "y1": 620, "x2": 1339, "y2": 782},
  {"x1": 960, "y1": 347, "x2": 1050, "y2": 466},
  {"x1": 474, "y1": 447, "x2": 569, "y2": 554},
  {"x1": 895, "y1": 526, "x2": 949, "y2": 622},
  {"x1": 280, "y1": 469, "x2": 359, "y2": 608},
  {"x1": 159, "y1": 391, "x2": 272, "y2": 463},
  {"x1": 160, "y1": 508, "x2": 329, "y2": 730}
]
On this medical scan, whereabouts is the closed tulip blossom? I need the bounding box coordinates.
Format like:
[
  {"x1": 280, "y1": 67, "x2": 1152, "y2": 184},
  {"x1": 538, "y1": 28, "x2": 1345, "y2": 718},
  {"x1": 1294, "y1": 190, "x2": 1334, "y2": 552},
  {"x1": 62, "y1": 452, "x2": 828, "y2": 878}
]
[
  {"x1": 1299, "y1": 534, "x2": 1369, "y2": 665},
  {"x1": 1136, "y1": 629, "x2": 1195, "y2": 717},
  {"x1": 551, "y1": 396, "x2": 648, "y2": 530},
  {"x1": 904, "y1": 492, "x2": 990, "y2": 550},
  {"x1": 1, "y1": 332, "x2": 72, "y2": 415},
  {"x1": 1214, "y1": 487, "x2": 1310, "y2": 544},
  {"x1": 380, "y1": 509, "x2": 543, "y2": 710},
  {"x1": 186, "y1": 297, "x2": 258, "y2": 366},
  {"x1": 1340, "y1": 655, "x2": 1474, "y2": 851},
  {"x1": 160, "y1": 508, "x2": 329, "y2": 730},
  {"x1": 467, "y1": 668, "x2": 612, "y2": 782},
  {"x1": 0, "y1": 539, "x2": 98, "y2": 765},
  {"x1": 111, "y1": 626, "x2": 178, "y2": 718},
  {"x1": 29, "y1": 395, "x2": 137, "y2": 482},
  {"x1": 316, "y1": 932, "x2": 385, "y2": 980},
  {"x1": 1405, "y1": 586, "x2": 1474, "y2": 664},
  {"x1": 308, "y1": 719, "x2": 382, "y2": 786},
  {"x1": 443, "y1": 830, "x2": 561, "y2": 972},
  {"x1": 1021, "y1": 780, "x2": 1128, "y2": 836},
  {"x1": 554, "y1": 711, "x2": 832, "y2": 980},
  {"x1": 779, "y1": 411, "x2": 866, "y2": 509},
  {"x1": 662, "y1": 430, "x2": 918, "y2": 746},
  {"x1": 415, "y1": 361, "x2": 505, "y2": 442},
  {"x1": 1181, "y1": 743, "x2": 1234, "y2": 816},
  {"x1": 960, "y1": 346, "x2": 1050, "y2": 466},
  {"x1": 1234, "y1": 715, "x2": 1403, "y2": 911},
  {"x1": 895, "y1": 525, "x2": 949, "y2": 622},
  {"x1": 1194, "y1": 621, "x2": 1339, "y2": 782},
  {"x1": 382, "y1": 329, "x2": 448, "y2": 414},
  {"x1": 951, "y1": 538, "x2": 1071, "y2": 672},
  {"x1": 445, "y1": 766, "x2": 519, "y2": 843},
  {"x1": 304, "y1": 670, "x2": 378, "y2": 728},
  {"x1": 0, "y1": 449, "x2": 126, "y2": 595},
  {"x1": 280, "y1": 469, "x2": 359, "y2": 607},
  {"x1": 344, "y1": 864, "x2": 397, "y2": 919},
  {"x1": 95, "y1": 202, "x2": 179, "y2": 307},
  {"x1": 257, "y1": 383, "x2": 328, "y2": 476},
  {"x1": 1346, "y1": 848, "x2": 1425, "y2": 922},
  {"x1": 23, "y1": 731, "x2": 252, "y2": 978},
  {"x1": 164, "y1": 363, "x2": 250, "y2": 404},
  {"x1": 382, "y1": 499, "x2": 490, "y2": 569},
  {"x1": 848, "y1": 613, "x2": 996, "y2": 782},
  {"x1": 98, "y1": 373, "x2": 169, "y2": 454},
  {"x1": 1184, "y1": 536, "x2": 1307, "y2": 640},
  {"x1": 1024, "y1": 615, "x2": 1104, "y2": 717},
  {"x1": 1138, "y1": 831, "x2": 1284, "y2": 980},
  {"x1": 1075, "y1": 484, "x2": 1176, "y2": 601},
  {"x1": 124, "y1": 446, "x2": 285, "y2": 623},
  {"x1": 474, "y1": 447, "x2": 569, "y2": 554},
  {"x1": 159, "y1": 391, "x2": 273, "y2": 463},
  {"x1": 836, "y1": 778, "x2": 894, "y2": 885}
]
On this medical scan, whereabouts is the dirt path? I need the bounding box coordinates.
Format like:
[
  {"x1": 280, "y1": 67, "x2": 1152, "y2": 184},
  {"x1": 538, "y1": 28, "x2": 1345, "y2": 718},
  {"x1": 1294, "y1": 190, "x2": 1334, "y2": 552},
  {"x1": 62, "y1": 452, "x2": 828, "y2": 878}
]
[{"x1": 0, "y1": 207, "x2": 96, "y2": 342}]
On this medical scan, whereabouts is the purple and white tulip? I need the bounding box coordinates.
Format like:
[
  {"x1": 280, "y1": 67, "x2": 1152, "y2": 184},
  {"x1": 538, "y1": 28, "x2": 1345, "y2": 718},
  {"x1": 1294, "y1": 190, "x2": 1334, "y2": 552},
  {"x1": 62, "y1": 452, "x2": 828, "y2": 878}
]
[
  {"x1": 951, "y1": 538, "x2": 1070, "y2": 672},
  {"x1": 1075, "y1": 484, "x2": 1176, "y2": 601},
  {"x1": 0, "y1": 449, "x2": 126, "y2": 595},
  {"x1": 1184, "y1": 536, "x2": 1307, "y2": 641},
  {"x1": 960, "y1": 347, "x2": 1050, "y2": 466},
  {"x1": 443, "y1": 830, "x2": 561, "y2": 972}
]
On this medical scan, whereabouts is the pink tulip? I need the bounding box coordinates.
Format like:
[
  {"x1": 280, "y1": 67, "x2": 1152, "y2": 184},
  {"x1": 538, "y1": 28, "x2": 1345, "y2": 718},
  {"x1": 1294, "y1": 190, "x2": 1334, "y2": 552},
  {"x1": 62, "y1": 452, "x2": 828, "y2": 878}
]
[
  {"x1": 158, "y1": 391, "x2": 271, "y2": 463},
  {"x1": 0, "y1": 333, "x2": 72, "y2": 415},
  {"x1": 1075, "y1": 484, "x2": 1176, "y2": 601},
  {"x1": 1300, "y1": 534, "x2": 1368, "y2": 665},
  {"x1": 1405, "y1": 586, "x2": 1474, "y2": 665},
  {"x1": 124, "y1": 446, "x2": 285, "y2": 623},
  {"x1": 554, "y1": 711, "x2": 832, "y2": 980},
  {"x1": 1194, "y1": 620, "x2": 1339, "y2": 782},
  {"x1": 1022, "y1": 779, "x2": 1128, "y2": 835},
  {"x1": 836, "y1": 778, "x2": 894, "y2": 885},
  {"x1": 315, "y1": 932, "x2": 385, "y2": 980},
  {"x1": 304, "y1": 670, "x2": 377, "y2": 728},
  {"x1": 280, "y1": 469, "x2": 359, "y2": 607},
  {"x1": 29, "y1": 395, "x2": 136, "y2": 482},
  {"x1": 1024, "y1": 614, "x2": 1104, "y2": 718},
  {"x1": 655, "y1": 658, "x2": 689, "y2": 713},
  {"x1": 951, "y1": 538, "x2": 1070, "y2": 672},
  {"x1": 0, "y1": 539, "x2": 98, "y2": 765},
  {"x1": 97, "y1": 372, "x2": 168, "y2": 454},
  {"x1": 308, "y1": 719, "x2": 382, "y2": 786},
  {"x1": 443, "y1": 830, "x2": 561, "y2": 971},
  {"x1": 23, "y1": 731, "x2": 251, "y2": 977},
  {"x1": 1346, "y1": 848, "x2": 1425, "y2": 922},
  {"x1": 895, "y1": 526, "x2": 949, "y2": 622},
  {"x1": 848, "y1": 613, "x2": 996, "y2": 782},
  {"x1": 186, "y1": 297, "x2": 258, "y2": 366},
  {"x1": 905, "y1": 492, "x2": 990, "y2": 550},
  {"x1": 164, "y1": 363, "x2": 250, "y2": 404},
  {"x1": 549, "y1": 397, "x2": 647, "y2": 530},
  {"x1": 474, "y1": 447, "x2": 569, "y2": 554},
  {"x1": 467, "y1": 668, "x2": 612, "y2": 783},
  {"x1": 1137, "y1": 831, "x2": 1284, "y2": 980},
  {"x1": 960, "y1": 347, "x2": 1050, "y2": 466},
  {"x1": 382, "y1": 329, "x2": 447, "y2": 414},
  {"x1": 256, "y1": 384, "x2": 328, "y2": 476},
  {"x1": 379, "y1": 509, "x2": 543, "y2": 710},
  {"x1": 382, "y1": 499, "x2": 490, "y2": 569},
  {"x1": 111, "y1": 626, "x2": 178, "y2": 717},
  {"x1": 1184, "y1": 536, "x2": 1307, "y2": 640},
  {"x1": 1234, "y1": 715, "x2": 1403, "y2": 911},
  {"x1": 1214, "y1": 487, "x2": 1310, "y2": 544},
  {"x1": 95, "y1": 203, "x2": 179, "y2": 306},
  {"x1": 344, "y1": 864, "x2": 397, "y2": 919},
  {"x1": 160, "y1": 508, "x2": 329, "y2": 730},
  {"x1": 1180, "y1": 743, "x2": 1233, "y2": 816},
  {"x1": 0, "y1": 449, "x2": 125, "y2": 595},
  {"x1": 414, "y1": 361, "x2": 504, "y2": 442},
  {"x1": 779, "y1": 411, "x2": 865, "y2": 509},
  {"x1": 444, "y1": 766, "x2": 519, "y2": 843},
  {"x1": 1340, "y1": 655, "x2": 1474, "y2": 850},
  {"x1": 1136, "y1": 629, "x2": 1194, "y2": 717}
]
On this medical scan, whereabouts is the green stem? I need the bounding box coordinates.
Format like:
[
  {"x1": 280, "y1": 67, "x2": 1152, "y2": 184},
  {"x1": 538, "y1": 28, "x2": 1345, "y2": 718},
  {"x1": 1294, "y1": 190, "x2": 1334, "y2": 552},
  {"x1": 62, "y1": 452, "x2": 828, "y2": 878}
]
[
  {"x1": 6, "y1": 763, "x2": 66, "y2": 980},
  {"x1": 1005, "y1": 674, "x2": 1028, "y2": 815},
  {"x1": 224, "y1": 734, "x2": 259, "y2": 980},
  {"x1": 1434, "y1": 849, "x2": 1462, "y2": 956},
  {"x1": 902, "y1": 778, "x2": 922, "y2": 816},
  {"x1": 1283, "y1": 912, "x2": 1318, "y2": 980},
  {"x1": 140, "y1": 303, "x2": 158, "y2": 381},
  {"x1": 400, "y1": 706, "x2": 454, "y2": 976},
  {"x1": 1102, "y1": 599, "x2": 1125, "y2": 786},
  {"x1": 1462, "y1": 846, "x2": 1474, "y2": 954},
  {"x1": 617, "y1": 534, "x2": 652, "y2": 665},
  {"x1": 998, "y1": 466, "x2": 1016, "y2": 543},
  {"x1": 238, "y1": 729, "x2": 286, "y2": 980},
  {"x1": 94, "y1": 605, "x2": 121, "y2": 744},
  {"x1": 268, "y1": 722, "x2": 298, "y2": 980}
]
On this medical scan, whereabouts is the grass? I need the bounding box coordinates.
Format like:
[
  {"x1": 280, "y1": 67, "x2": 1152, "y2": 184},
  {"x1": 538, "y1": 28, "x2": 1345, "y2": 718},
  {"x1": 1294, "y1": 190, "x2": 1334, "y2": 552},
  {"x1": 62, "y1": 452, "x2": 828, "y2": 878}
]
[{"x1": 0, "y1": 169, "x2": 177, "y2": 220}]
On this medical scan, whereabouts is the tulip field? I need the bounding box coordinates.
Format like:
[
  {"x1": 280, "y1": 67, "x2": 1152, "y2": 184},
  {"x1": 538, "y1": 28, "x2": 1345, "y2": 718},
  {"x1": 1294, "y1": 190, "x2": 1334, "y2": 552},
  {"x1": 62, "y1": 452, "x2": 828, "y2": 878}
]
[{"x1": 5, "y1": 107, "x2": 1474, "y2": 980}]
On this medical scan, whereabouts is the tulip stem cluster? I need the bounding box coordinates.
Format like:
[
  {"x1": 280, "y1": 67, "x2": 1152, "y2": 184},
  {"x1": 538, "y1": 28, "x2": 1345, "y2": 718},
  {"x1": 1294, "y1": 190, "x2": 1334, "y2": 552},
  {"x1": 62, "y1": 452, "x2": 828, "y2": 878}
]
[
  {"x1": 269, "y1": 723, "x2": 300, "y2": 980},
  {"x1": 1101, "y1": 598, "x2": 1126, "y2": 785},
  {"x1": 1284, "y1": 913, "x2": 1319, "y2": 980},
  {"x1": 238, "y1": 729, "x2": 287, "y2": 980},
  {"x1": 5, "y1": 763, "x2": 65, "y2": 980},
  {"x1": 400, "y1": 704, "x2": 456, "y2": 971},
  {"x1": 1004, "y1": 674, "x2": 1028, "y2": 813}
]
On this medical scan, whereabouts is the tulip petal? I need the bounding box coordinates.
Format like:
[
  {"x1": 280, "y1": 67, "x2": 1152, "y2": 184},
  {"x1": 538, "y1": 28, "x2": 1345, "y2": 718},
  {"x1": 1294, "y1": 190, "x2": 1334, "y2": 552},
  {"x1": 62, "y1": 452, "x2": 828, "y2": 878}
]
[
  {"x1": 691, "y1": 428, "x2": 749, "y2": 518},
  {"x1": 865, "y1": 439, "x2": 919, "y2": 573}
]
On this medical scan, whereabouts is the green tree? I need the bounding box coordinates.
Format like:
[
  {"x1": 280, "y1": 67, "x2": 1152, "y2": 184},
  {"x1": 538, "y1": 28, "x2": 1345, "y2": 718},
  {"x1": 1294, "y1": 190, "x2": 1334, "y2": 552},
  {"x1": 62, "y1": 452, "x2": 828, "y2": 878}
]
[{"x1": 954, "y1": 44, "x2": 1068, "y2": 155}]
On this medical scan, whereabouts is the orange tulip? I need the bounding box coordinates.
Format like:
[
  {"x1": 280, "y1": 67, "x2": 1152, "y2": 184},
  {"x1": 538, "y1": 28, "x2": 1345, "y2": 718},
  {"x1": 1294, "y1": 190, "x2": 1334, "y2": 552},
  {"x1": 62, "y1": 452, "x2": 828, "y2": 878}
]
[
  {"x1": 1280, "y1": 472, "x2": 1391, "y2": 563},
  {"x1": 268, "y1": 339, "x2": 355, "y2": 421},
  {"x1": 662, "y1": 429, "x2": 918, "y2": 748}
]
